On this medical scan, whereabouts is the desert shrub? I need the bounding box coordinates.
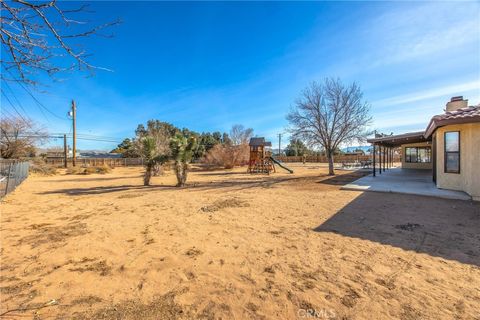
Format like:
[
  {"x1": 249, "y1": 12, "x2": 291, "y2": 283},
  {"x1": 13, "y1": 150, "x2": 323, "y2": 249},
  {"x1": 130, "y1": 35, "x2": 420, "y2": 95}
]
[
  {"x1": 152, "y1": 162, "x2": 171, "y2": 176},
  {"x1": 93, "y1": 165, "x2": 112, "y2": 174},
  {"x1": 66, "y1": 166, "x2": 86, "y2": 175},
  {"x1": 203, "y1": 144, "x2": 249, "y2": 169},
  {"x1": 66, "y1": 165, "x2": 112, "y2": 175},
  {"x1": 29, "y1": 158, "x2": 57, "y2": 175}
]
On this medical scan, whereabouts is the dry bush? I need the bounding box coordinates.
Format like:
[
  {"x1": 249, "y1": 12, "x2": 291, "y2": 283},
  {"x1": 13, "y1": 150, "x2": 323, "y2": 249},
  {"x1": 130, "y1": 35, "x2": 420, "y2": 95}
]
[
  {"x1": 66, "y1": 166, "x2": 85, "y2": 175},
  {"x1": 204, "y1": 144, "x2": 249, "y2": 169},
  {"x1": 153, "y1": 163, "x2": 170, "y2": 176},
  {"x1": 1, "y1": 117, "x2": 46, "y2": 159},
  {"x1": 66, "y1": 165, "x2": 112, "y2": 175},
  {"x1": 29, "y1": 159, "x2": 57, "y2": 175}
]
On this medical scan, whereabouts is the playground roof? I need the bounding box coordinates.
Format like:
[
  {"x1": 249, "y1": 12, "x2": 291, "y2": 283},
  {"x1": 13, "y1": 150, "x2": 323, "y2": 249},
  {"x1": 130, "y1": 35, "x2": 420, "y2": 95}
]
[{"x1": 249, "y1": 137, "x2": 272, "y2": 147}]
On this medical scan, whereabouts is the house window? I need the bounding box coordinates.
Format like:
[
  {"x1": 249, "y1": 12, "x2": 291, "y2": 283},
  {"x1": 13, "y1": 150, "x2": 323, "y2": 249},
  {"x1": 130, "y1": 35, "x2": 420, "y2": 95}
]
[
  {"x1": 405, "y1": 147, "x2": 431, "y2": 163},
  {"x1": 444, "y1": 131, "x2": 460, "y2": 173}
]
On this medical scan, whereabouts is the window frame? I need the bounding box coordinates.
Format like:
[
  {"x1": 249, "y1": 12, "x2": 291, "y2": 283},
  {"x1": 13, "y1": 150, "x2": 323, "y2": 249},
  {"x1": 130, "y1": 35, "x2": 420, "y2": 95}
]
[
  {"x1": 404, "y1": 146, "x2": 431, "y2": 163},
  {"x1": 444, "y1": 131, "x2": 460, "y2": 174}
]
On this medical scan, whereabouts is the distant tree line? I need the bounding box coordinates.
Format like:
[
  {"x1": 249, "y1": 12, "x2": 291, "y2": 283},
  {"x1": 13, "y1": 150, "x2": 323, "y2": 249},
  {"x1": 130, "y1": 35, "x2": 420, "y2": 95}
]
[
  {"x1": 283, "y1": 138, "x2": 357, "y2": 157},
  {"x1": 111, "y1": 119, "x2": 235, "y2": 160},
  {"x1": 112, "y1": 120, "x2": 254, "y2": 186}
]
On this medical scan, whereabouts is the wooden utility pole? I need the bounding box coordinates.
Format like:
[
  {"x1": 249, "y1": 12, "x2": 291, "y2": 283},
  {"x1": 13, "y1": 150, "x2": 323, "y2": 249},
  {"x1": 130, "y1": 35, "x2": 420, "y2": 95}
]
[
  {"x1": 277, "y1": 133, "x2": 282, "y2": 156},
  {"x1": 63, "y1": 134, "x2": 68, "y2": 168},
  {"x1": 71, "y1": 100, "x2": 77, "y2": 167}
]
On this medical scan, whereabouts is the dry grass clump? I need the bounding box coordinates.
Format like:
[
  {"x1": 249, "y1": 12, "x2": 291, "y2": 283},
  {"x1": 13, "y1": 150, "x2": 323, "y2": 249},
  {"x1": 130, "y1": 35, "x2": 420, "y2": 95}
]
[
  {"x1": 19, "y1": 222, "x2": 88, "y2": 248},
  {"x1": 75, "y1": 293, "x2": 187, "y2": 320},
  {"x1": 200, "y1": 198, "x2": 249, "y2": 213},
  {"x1": 203, "y1": 144, "x2": 249, "y2": 169},
  {"x1": 69, "y1": 259, "x2": 112, "y2": 276},
  {"x1": 66, "y1": 165, "x2": 112, "y2": 175},
  {"x1": 29, "y1": 159, "x2": 57, "y2": 175}
]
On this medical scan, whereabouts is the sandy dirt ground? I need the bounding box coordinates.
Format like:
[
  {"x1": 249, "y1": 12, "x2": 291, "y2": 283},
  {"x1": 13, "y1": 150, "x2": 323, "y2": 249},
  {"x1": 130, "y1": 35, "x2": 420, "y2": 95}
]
[{"x1": 1, "y1": 164, "x2": 479, "y2": 320}]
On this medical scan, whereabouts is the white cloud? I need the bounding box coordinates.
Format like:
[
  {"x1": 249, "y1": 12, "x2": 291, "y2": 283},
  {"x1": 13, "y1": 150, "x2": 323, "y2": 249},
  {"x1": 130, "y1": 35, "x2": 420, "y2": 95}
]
[
  {"x1": 366, "y1": 2, "x2": 480, "y2": 67},
  {"x1": 372, "y1": 80, "x2": 480, "y2": 107}
]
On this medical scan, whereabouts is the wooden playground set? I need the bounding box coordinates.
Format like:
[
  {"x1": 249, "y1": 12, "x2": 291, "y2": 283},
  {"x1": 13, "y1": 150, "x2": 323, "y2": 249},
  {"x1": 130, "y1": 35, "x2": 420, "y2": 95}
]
[{"x1": 247, "y1": 137, "x2": 293, "y2": 174}]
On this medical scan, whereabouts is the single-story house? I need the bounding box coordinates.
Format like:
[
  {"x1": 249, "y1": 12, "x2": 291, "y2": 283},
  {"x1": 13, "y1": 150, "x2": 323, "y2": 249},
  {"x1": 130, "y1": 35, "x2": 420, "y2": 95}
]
[{"x1": 367, "y1": 96, "x2": 480, "y2": 201}]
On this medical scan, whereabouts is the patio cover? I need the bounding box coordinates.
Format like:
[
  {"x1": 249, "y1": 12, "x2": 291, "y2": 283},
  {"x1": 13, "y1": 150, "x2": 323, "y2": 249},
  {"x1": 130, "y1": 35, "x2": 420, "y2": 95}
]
[{"x1": 367, "y1": 131, "x2": 429, "y2": 147}]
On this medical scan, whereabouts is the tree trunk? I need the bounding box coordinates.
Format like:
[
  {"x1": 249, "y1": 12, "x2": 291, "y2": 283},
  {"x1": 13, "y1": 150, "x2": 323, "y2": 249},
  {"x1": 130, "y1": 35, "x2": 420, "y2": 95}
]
[
  {"x1": 181, "y1": 163, "x2": 188, "y2": 186},
  {"x1": 174, "y1": 161, "x2": 184, "y2": 187},
  {"x1": 144, "y1": 165, "x2": 152, "y2": 186},
  {"x1": 327, "y1": 151, "x2": 335, "y2": 175}
]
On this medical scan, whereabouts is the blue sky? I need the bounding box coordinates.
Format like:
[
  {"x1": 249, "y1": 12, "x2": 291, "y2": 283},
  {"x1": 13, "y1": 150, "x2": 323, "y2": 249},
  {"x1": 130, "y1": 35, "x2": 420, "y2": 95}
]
[{"x1": 2, "y1": 1, "x2": 479, "y2": 150}]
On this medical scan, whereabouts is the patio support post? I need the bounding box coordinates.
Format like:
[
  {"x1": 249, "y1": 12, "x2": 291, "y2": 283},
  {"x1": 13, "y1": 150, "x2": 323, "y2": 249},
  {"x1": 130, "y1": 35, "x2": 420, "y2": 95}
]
[
  {"x1": 383, "y1": 146, "x2": 386, "y2": 172},
  {"x1": 390, "y1": 147, "x2": 392, "y2": 168},
  {"x1": 387, "y1": 147, "x2": 390, "y2": 169},
  {"x1": 380, "y1": 146, "x2": 383, "y2": 173},
  {"x1": 372, "y1": 144, "x2": 376, "y2": 177},
  {"x1": 386, "y1": 147, "x2": 388, "y2": 170},
  {"x1": 387, "y1": 147, "x2": 392, "y2": 169},
  {"x1": 389, "y1": 148, "x2": 391, "y2": 168},
  {"x1": 391, "y1": 148, "x2": 393, "y2": 167},
  {"x1": 389, "y1": 147, "x2": 391, "y2": 169},
  {"x1": 379, "y1": 144, "x2": 382, "y2": 174}
]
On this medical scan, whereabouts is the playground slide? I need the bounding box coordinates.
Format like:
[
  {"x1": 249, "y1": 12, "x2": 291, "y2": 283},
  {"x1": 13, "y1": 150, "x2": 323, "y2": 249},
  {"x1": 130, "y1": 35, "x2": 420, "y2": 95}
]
[{"x1": 269, "y1": 156, "x2": 294, "y2": 174}]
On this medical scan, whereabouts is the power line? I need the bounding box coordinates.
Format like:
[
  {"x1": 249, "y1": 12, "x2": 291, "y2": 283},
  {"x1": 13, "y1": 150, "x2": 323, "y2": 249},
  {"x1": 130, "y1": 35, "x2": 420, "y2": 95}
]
[
  {"x1": 2, "y1": 80, "x2": 29, "y2": 117},
  {"x1": 2, "y1": 67, "x2": 69, "y2": 121},
  {"x1": 0, "y1": 107, "x2": 17, "y2": 119},
  {"x1": 0, "y1": 88, "x2": 29, "y2": 122},
  {"x1": 8, "y1": 134, "x2": 121, "y2": 143}
]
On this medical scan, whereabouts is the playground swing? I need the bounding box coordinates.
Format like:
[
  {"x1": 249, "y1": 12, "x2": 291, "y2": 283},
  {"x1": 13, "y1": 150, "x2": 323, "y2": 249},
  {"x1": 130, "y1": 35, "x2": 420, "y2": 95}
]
[{"x1": 247, "y1": 137, "x2": 293, "y2": 174}]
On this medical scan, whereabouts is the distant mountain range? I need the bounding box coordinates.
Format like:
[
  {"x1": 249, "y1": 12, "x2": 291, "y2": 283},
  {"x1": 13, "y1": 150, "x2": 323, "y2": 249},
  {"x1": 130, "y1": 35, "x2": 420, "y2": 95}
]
[{"x1": 341, "y1": 146, "x2": 372, "y2": 154}]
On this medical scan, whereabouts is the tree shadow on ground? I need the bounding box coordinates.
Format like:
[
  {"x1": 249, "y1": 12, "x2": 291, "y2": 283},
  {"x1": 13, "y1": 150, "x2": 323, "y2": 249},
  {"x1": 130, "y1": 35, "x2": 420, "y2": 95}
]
[
  {"x1": 316, "y1": 170, "x2": 370, "y2": 186},
  {"x1": 314, "y1": 192, "x2": 480, "y2": 267},
  {"x1": 38, "y1": 184, "x2": 176, "y2": 195},
  {"x1": 41, "y1": 176, "x2": 141, "y2": 183},
  {"x1": 37, "y1": 173, "x2": 319, "y2": 195},
  {"x1": 37, "y1": 170, "x2": 369, "y2": 196},
  {"x1": 197, "y1": 171, "x2": 247, "y2": 176}
]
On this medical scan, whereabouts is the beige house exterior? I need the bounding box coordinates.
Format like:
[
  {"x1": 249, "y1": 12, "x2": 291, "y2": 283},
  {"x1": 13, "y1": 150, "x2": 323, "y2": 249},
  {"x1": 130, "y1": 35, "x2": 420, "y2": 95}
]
[
  {"x1": 433, "y1": 123, "x2": 480, "y2": 200},
  {"x1": 368, "y1": 97, "x2": 480, "y2": 201},
  {"x1": 401, "y1": 142, "x2": 433, "y2": 170}
]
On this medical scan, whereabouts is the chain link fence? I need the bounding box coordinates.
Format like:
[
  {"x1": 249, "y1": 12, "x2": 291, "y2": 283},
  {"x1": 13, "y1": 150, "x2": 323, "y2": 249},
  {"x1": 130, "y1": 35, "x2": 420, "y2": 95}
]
[{"x1": 0, "y1": 160, "x2": 30, "y2": 198}]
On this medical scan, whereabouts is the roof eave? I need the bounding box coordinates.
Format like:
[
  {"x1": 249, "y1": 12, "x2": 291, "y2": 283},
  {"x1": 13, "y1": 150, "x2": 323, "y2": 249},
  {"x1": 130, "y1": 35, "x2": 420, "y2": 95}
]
[{"x1": 424, "y1": 116, "x2": 480, "y2": 138}]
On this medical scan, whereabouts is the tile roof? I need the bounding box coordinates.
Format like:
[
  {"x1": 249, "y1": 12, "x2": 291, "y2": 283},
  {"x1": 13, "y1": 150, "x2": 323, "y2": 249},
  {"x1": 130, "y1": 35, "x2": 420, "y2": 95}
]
[{"x1": 424, "y1": 105, "x2": 480, "y2": 138}]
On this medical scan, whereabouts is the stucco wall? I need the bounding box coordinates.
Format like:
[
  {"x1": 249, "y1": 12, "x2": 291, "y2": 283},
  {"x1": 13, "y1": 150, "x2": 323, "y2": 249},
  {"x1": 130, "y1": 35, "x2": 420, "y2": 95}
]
[
  {"x1": 401, "y1": 142, "x2": 433, "y2": 169},
  {"x1": 435, "y1": 123, "x2": 480, "y2": 201}
]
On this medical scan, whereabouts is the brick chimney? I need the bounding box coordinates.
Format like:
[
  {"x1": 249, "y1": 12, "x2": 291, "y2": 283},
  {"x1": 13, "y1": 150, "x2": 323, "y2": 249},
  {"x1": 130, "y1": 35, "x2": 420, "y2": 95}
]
[{"x1": 446, "y1": 96, "x2": 468, "y2": 112}]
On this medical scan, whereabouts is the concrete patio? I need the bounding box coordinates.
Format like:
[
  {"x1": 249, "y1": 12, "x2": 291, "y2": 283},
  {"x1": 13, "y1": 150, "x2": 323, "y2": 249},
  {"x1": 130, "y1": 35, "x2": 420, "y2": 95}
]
[{"x1": 342, "y1": 168, "x2": 471, "y2": 200}]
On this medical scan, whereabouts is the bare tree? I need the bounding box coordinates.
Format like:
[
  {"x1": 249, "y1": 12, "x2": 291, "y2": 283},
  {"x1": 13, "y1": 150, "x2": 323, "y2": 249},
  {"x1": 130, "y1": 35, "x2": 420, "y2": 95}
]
[
  {"x1": 287, "y1": 78, "x2": 371, "y2": 175},
  {"x1": 204, "y1": 124, "x2": 253, "y2": 169},
  {"x1": 1, "y1": 0, "x2": 120, "y2": 86},
  {"x1": 229, "y1": 124, "x2": 253, "y2": 146},
  {"x1": 0, "y1": 116, "x2": 46, "y2": 158}
]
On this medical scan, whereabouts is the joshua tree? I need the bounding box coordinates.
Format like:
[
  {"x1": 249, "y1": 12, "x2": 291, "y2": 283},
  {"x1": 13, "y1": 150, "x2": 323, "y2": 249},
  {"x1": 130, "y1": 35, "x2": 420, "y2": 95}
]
[
  {"x1": 170, "y1": 133, "x2": 197, "y2": 187},
  {"x1": 139, "y1": 136, "x2": 169, "y2": 186}
]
